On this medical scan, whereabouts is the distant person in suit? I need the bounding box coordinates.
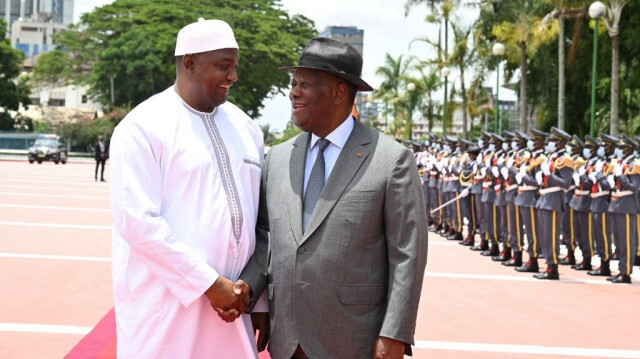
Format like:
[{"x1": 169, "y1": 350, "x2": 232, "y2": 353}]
[
  {"x1": 227, "y1": 37, "x2": 429, "y2": 359},
  {"x1": 94, "y1": 135, "x2": 108, "y2": 182}
]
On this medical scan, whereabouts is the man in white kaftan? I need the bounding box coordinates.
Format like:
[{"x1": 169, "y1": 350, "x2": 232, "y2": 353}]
[{"x1": 110, "y1": 19, "x2": 264, "y2": 358}]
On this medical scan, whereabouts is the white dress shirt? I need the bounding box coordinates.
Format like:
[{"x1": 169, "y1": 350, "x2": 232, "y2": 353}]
[{"x1": 304, "y1": 116, "x2": 354, "y2": 193}]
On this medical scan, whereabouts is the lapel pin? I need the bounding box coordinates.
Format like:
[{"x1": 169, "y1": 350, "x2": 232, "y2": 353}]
[{"x1": 356, "y1": 153, "x2": 362, "y2": 157}]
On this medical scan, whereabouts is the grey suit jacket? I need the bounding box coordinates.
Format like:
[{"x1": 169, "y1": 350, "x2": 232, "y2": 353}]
[{"x1": 240, "y1": 120, "x2": 429, "y2": 359}]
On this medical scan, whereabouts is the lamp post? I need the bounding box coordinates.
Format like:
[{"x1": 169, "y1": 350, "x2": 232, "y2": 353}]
[
  {"x1": 441, "y1": 66, "x2": 451, "y2": 135},
  {"x1": 589, "y1": 1, "x2": 606, "y2": 138},
  {"x1": 492, "y1": 42, "x2": 505, "y2": 134},
  {"x1": 407, "y1": 82, "x2": 416, "y2": 140}
]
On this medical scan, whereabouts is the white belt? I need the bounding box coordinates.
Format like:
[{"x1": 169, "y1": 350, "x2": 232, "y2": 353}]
[
  {"x1": 430, "y1": 171, "x2": 437, "y2": 175},
  {"x1": 494, "y1": 184, "x2": 501, "y2": 191},
  {"x1": 564, "y1": 185, "x2": 576, "y2": 193},
  {"x1": 474, "y1": 175, "x2": 484, "y2": 180},
  {"x1": 482, "y1": 182, "x2": 491, "y2": 188},
  {"x1": 506, "y1": 184, "x2": 518, "y2": 192},
  {"x1": 539, "y1": 186, "x2": 562, "y2": 195},
  {"x1": 461, "y1": 183, "x2": 471, "y2": 187},
  {"x1": 612, "y1": 190, "x2": 633, "y2": 198},
  {"x1": 518, "y1": 185, "x2": 537, "y2": 192},
  {"x1": 574, "y1": 190, "x2": 590, "y2": 196},
  {"x1": 590, "y1": 191, "x2": 609, "y2": 198}
]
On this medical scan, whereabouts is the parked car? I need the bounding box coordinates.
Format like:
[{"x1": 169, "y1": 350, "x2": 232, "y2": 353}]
[{"x1": 28, "y1": 134, "x2": 68, "y2": 164}]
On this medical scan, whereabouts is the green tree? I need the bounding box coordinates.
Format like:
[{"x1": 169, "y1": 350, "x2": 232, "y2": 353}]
[
  {"x1": 38, "y1": 0, "x2": 315, "y2": 118},
  {"x1": 374, "y1": 54, "x2": 411, "y2": 134},
  {"x1": 0, "y1": 20, "x2": 30, "y2": 130}
]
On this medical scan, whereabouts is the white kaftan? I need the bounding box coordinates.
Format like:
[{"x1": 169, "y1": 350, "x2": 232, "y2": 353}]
[{"x1": 110, "y1": 86, "x2": 263, "y2": 358}]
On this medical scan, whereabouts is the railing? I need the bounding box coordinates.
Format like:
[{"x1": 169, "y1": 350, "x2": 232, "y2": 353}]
[{"x1": 0, "y1": 132, "x2": 40, "y2": 150}]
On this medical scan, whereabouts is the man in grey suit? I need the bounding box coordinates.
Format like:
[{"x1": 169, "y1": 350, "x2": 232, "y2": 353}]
[{"x1": 234, "y1": 38, "x2": 429, "y2": 359}]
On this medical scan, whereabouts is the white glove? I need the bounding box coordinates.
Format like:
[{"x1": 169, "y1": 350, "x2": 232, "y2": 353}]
[
  {"x1": 441, "y1": 167, "x2": 447, "y2": 175},
  {"x1": 460, "y1": 188, "x2": 470, "y2": 198},
  {"x1": 472, "y1": 163, "x2": 478, "y2": 173},
  {"x1": 435, "y1": 161, "x2": 443, "y2": 172},
  {"x1": 507, "y1": 157, "x2": 515, "y2": 168},
  {"x1": 448, "y1": 164, "x2": 453, "y2": 172},
  {"x1": 541, "y1": 160, "x2": 551, "y2": 176},
  {"x1": 578, "y1": 166, "x2": 586, "y2": 176},
  {"x1": 485, "y1": 157, "x2": 491, "y2": 168},
  {"x1": 497, "y1": 156, "x2": 505, "y2": 166},
  {"x1": 595, "y1": 159, "x2": 604, "y2": 172},
  {"x1": 515, "y1": 172, "x2": 523, "y2": 185},
  {"x1": 536, "y1": 171, "x2": 543, "y2": 185},
  {"x1": 614, "y1": 164, "x2": 623, "y2": 177},
  {"x1": 588, "y1": 171, "x2": 598, "y2": 183},
  {"x1": 607, "y1": 174, "x2": 615, "y2": 188},
  {"x1": 480, "y1": 167, "x2": 487, "y2": 177},
  {"x1": 573, "y1": 173, "x2": 580, "y2": 187},
  {"x1": 519, "y1": 164, "x2": 528, "y2": 176},
  {"x1": 500, "y1": 167, "x2": 509, "y2": 179},
  {"x1": 491, "y1": 167, "x2": 500, "y2": 178}
]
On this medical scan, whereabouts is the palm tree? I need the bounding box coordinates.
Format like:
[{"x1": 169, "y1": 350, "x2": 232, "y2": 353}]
[
  {"x1": 600, "y1": 0, "x2": 630, "y2": 135},
  {"x1": 448, "y1": 21, "x2": 477, "y2": 139},
  {"x1": 416, "y1": 67, "x2": 442, "y2": 132},
  {"x1": 374, "y1": 54, "x2": 411, "y2": 133}
]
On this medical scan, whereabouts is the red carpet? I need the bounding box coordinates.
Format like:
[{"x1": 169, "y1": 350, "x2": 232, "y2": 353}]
[{"x1": 65, "y1": 307, "x2": 271, "y2": 358}]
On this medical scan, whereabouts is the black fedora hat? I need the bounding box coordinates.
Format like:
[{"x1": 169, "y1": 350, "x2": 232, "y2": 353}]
[{"x1": 280, "y1": 37, "x2": 374, "y2": 92}]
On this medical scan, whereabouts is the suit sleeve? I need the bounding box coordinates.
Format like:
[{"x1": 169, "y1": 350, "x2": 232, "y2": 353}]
[
  {"x1": 379, "y1": 148, "x2": 429, "y2": 345},
  {"x1": 239, "y1": 150, "x2": 271, "y2": 311}
]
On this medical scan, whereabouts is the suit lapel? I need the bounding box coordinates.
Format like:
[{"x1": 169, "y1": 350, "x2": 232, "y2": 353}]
[
  {"x1": 287, "y1": 133, "x2": 309, "y2": 245},
  {"x1": 301, "y1": 120, "x2": 373, "y2": 244}
]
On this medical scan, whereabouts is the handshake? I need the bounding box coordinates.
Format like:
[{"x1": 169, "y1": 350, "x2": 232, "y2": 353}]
[{"x1": 205, "y1": 277, "x2": 251, "y2": 323}]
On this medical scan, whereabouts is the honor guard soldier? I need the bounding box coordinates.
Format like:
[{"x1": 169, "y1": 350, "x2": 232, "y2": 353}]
[
  {"x1": 532, "y1": 127, "x2": 574, "y2": 280},
  {"x1": 490, "y1": 133, "x2": 512, "y2": 262},
  {"x1": 477, "y1": 133, "x2": 501, "y2": 256},
  {"x1": 460, "y1": 144, "x2": 483, "y2": 246},
  {"x1": 515, "y1": 129, "x2": 548, "y2": 273},
  {"x1": 470, "y1": 131, "x2": 493, "y2": 251},
  {"x1": 502, "y1": 131, "x2": 526, "y2": 267},
  {"x1": 585, "y1": 136, "x2": 614, "y2": 277},
  {"x1": 602, "y1": 134, "x2": 640, "y2": 284},
  {"x1": 566, "y1": 135, "x2": 594, "y2": 271}
]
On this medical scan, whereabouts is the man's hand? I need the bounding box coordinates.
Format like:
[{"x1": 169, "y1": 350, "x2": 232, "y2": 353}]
[
  {"x1": 205, "y1": 277, "x2": 250, "y2": 322},
  {"x1": 252, "y1": 312, "x2": 270, "y2": 352},
  {"x1": 373, "y1": 337, "x2": 405, "y2": 359}
]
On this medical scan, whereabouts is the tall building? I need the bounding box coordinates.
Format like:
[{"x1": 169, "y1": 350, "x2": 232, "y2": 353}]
[
  {"x1": 318, "y1": 26, "x2": 364, "y2": 55},
  {"x1": 2, "y1": 0, "x2": 74, "y2": 34}
]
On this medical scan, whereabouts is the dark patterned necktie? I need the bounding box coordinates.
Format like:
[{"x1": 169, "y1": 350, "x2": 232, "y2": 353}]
[{"x1": 303, "y1": 138, "x2": 330, "y2": 232}]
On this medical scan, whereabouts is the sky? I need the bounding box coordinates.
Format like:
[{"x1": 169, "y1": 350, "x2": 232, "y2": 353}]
[{"x1": 74, "y1": 0, "x2": 513, "y2": 132}]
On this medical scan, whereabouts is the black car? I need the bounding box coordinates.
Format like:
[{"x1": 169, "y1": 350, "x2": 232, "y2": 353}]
[{"x1": 28, "y1": 135, "x2": 68, "y2": 164}]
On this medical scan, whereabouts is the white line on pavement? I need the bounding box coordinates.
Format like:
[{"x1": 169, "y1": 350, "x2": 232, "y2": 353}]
[
  {"x1": 0, "y1": 322, "x2": 91, "y2": 335},
  {"x1": 0, "y1": 221, "x2": 111, "y2": 230},
  {"x1": 0, "y1": 192, "x2": 107, "y2": 200},
  {"x1": 0, "y1": 253, "x2": 110, "y2": 262},
  {"x1": 0, "y1": 204, "x2": 110, "y2": 212},
  {"x1": 425, "y1": 271, "x2": 622, "y2": 285},
  {"x1": 414, "y1": 340, "x2": 640, "y2": 358}
]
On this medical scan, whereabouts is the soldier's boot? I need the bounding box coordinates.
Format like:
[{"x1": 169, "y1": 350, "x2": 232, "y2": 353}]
[
  {"x1": 492, "y1": 247, "x2": 512, "y2": 262},
  {"x1": 459, "y1": 234, "x2": 474, "y2": 246},
  {"x1": 515, "y1": 257, "x2": 539, "y2": 273},
  {"x1": 534, "y1": 264, "x2": 559, "y2": 280},
  {"x1": 587, "y1": 259, "x2": 611, "y2": 276},
  {"x1": 559, "y1": 250, "x2": 576, "y2": 266},
  {"x1": 451, "y1": 232, "x2": 463, "y2": 241},
  {"x1": 481, "y1": 244, "x2": 499, "y2": 257},
  {"x1": 470, "y1": 239, "x2": 488, "y2": 251},
  {"x1": 572, "y1": 256, "x2": 592, "y2": 271},
  {"x1": 503, "y1": 251, "x2": 523, "y2": 267}
]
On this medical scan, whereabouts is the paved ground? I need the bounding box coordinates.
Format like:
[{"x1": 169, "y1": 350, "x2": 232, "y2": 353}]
[{"x1": 1, "y1": 158, "x2": 640, "y2": 358}]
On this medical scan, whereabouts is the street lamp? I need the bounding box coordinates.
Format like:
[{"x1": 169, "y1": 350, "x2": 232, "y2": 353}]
[
  {"x1": 441, "y1": 66, "x2": 451, "y2": 135},
  {"x1": 407, "y1": 82, "x2": 416, "y2": 140},
  {"x1": 492, "y1": 42, "x2": 505, "y2": 134},
  {"x1": 589, "y1": 1, "x2": 606, "y2": 138}
]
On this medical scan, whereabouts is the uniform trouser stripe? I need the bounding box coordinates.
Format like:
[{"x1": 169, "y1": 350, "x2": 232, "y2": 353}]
[
  {"x1": 506, "y1": 204, "x2": 511, "y2": 248},
  {"x1": 456, "y1": 192, "x2": 462, "y2": 232},
  {"x1": 603, "y1": 213, "x2": 610, "y2": 261},
  {"x1": 493, "y1": 205, "x2": 498, "y2": 245},
  {"x1": 515, "y1": 205, "x2": 522, "y2": 251},
  {"x1": 552, "y1": 211, "x2": 557, "y2": 263},
  {"x1": 637, "y1": 214, "x2": 640, "y2": 256},
  {"x1": 626, "y1": 214, "x2": 631, "y2": 275},
  {"x1": 531, "y1": 207, "x2": 538, "y2": 257},
  {"x1": 470, "y1": 196, "x2": 476, "y2": 234},
  {"x1": 569, "y1": 208, "x2": 575, "y2": 250}
]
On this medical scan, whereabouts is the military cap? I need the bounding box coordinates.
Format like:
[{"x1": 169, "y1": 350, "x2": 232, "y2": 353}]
[
  {"x1": 459, "y1": 138, "x2": 474, "y2": 150},
  {"x1": 515, "y1": 130, "x2": 531, "y2": 142},
  {"x1": 584, "y1": 135, "x2": 601, "y2": 148},
  {"x1": 503, "y1": 130, "x2": 515, "y2": 140},
  {"x1": 467, "y1": 145, "x2": 482, "y2": 155},
  {"x1": 481, "y1": 130, "x2": 492, "y2": 141},
  {"x1": 569, "y1": 134, "x2": 584, "y2": 149},
  {"x1": 621, "y1": 133, "x2": 639, "y2": 148},
  {"x1": 530, "y1": 128, "x2": 549, "y2": 139},
  {"x1": 549, "y1": 126, "x2": 572, "y2": 142},
  {"x1": 490, "y1": 133, "x2": 505, "y2": 143},
  {"x1": 445, "y1": 135, "x2": 458, "y2": 144},
  {"x1": 600, "y1": 133, "x2": 620, "y2": 145}
]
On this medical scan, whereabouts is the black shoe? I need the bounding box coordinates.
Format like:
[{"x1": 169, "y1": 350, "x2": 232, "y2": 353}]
[
  {"x1": 572, "y1": 260, "x2": 592, "y2": 271},
  {"x1": 459, "y1": 235, "x2": 474, "y2": 246},
  {"x1": 492, "y1": 249, "x2": 512, "y2": 262},
  {"x1": 606, "y1": 274, "x2": 618, "y2": 282},
  {"x1": 534, "y1": 266, "x2": 559, "y2": 280},
  {"x1": 101, "y1": 179, "x2": 106, "y2": 182},
  {"x1": 481, "y1": 245, "x2": 499, "y2": 257},
  {"x1": 470, "y1": 240, "x2": 488, "y2": 251},
  {"x1": 588, "y1": 266, "x2": 611, "y2": 276},
  {"x1": 502, "y1": 252, "x2": 523, "y2": 267},
  {"x1": 611, "y1": 274, "x2": 632, "y2": 284},
  {"x1": 559, "y1": 253, "x2": 576, "y2": 266},
  {"x1": 516, "y1": 258, "x2": 539, "y2": 273}
]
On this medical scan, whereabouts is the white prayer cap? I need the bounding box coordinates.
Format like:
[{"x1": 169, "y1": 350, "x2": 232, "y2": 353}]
[{"x1": 174, "y1": 18, "x2": 238, "y2": 56}]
